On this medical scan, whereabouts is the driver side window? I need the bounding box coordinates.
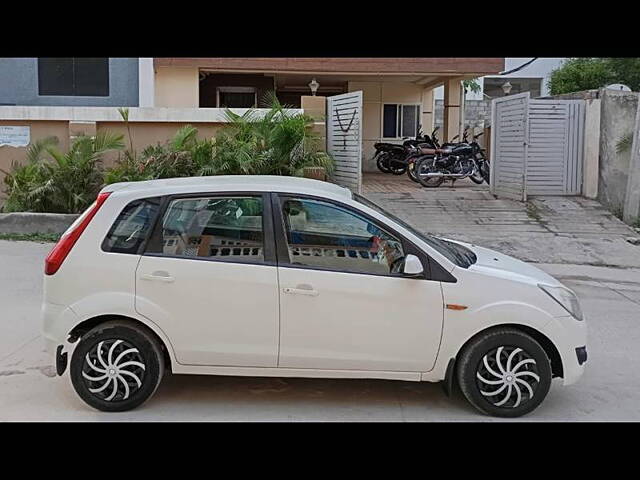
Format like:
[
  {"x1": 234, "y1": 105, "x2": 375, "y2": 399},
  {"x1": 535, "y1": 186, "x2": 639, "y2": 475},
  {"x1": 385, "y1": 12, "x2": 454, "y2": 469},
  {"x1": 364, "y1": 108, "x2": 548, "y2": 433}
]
[{"x1": 279, "y1": 197, "x2": 405, "y2": 275}]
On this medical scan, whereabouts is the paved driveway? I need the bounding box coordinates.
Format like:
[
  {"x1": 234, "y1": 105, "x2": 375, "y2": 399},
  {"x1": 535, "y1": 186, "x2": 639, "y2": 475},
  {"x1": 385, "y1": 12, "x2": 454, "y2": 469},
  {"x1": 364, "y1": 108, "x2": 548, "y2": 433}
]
[
  {"x1": 1, "y1": 232, "x2": 640, "y2": 421},
  {"x1": 363, "y1": 174, "x2": 640, "y2": 268}
]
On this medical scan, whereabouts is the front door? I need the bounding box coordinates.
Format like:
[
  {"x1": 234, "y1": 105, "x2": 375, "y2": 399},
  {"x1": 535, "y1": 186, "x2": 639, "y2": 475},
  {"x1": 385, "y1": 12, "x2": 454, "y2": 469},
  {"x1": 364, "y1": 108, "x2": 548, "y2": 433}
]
[
  {"x1": 135, "y1": 193, "x2": 279, "y2": 367},
  {"x1": 274, "y1": 195, "x2": 444, "y2": 372}
]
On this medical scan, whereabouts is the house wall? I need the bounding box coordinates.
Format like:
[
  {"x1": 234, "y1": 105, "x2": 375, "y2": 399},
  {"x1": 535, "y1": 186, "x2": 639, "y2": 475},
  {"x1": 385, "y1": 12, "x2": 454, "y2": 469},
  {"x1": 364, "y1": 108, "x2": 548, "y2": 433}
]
[
  {"x1": 347, "y1": 81, "x2": 426, "y2": 172},
  {"x1": 0, "y1": 58, "x2": 139, "y2": 107},
  {"x1": 154, "y1": 67, "x2": 199, "y2": 108}
]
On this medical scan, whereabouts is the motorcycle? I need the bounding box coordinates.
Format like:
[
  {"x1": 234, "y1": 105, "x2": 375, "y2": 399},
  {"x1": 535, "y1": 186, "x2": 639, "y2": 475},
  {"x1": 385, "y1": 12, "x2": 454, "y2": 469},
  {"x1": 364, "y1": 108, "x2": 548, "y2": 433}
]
[
  {"x1": 414, "y1": 128, "x2": 490, "y2": 188},
  {"x1": 373, "y1": 129, "x2": 433, "y2": 176}
]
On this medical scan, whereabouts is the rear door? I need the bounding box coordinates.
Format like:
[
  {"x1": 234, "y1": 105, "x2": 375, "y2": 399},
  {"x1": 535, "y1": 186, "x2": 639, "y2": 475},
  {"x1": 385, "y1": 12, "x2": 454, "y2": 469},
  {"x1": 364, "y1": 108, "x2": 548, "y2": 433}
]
[{"x1": 135, "y1": 192, "x2": 280, "y2": 367}]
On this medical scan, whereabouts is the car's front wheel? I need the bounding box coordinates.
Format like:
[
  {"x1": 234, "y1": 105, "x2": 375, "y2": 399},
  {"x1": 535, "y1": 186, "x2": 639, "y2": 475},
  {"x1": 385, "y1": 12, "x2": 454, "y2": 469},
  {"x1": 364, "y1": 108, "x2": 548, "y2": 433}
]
[
  {"x1": 69, "y1": 321, "x2": 165, "y2": 412},
  {"x1": 456, "y1": 328, "x2": 552, "y2": 417}
]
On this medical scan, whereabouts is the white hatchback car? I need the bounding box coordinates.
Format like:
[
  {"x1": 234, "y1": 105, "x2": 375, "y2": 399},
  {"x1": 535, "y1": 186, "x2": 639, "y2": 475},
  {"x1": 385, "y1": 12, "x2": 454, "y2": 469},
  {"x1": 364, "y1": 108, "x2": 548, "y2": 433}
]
[{"x1": 42, "y1": 176, "x2": 587, "y2": 417}]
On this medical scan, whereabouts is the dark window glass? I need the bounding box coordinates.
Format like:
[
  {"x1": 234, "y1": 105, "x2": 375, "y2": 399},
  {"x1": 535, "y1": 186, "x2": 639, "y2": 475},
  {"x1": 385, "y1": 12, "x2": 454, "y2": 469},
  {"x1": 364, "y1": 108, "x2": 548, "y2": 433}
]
[
  {"x1": 38, "y1": 58, "x2": 109, "y2": 97},
  {"x1": 218, "y1": 91, "x2": 256, "y2": 108},
  {"x1": 383, "y1": 104, "x2": 398, "y2": 138},
  {"x1": 401, "y1": 105, "x2": 419, "y2": 137},
  {"x1": 38, "y1": 58, "x2": 74, "y2": 96},
  {"x1": 154, "y1": 196, "x2": 264, "y2": 262},
  {"x1": 74, "y1": 58, "x2": 109, "y2": 96},
  {"x1": 280, "y1": 197, "x2": 405, "y2": 275},
  {"x1": 102, "y1": 198, "x2": 160, "y2": 254}
]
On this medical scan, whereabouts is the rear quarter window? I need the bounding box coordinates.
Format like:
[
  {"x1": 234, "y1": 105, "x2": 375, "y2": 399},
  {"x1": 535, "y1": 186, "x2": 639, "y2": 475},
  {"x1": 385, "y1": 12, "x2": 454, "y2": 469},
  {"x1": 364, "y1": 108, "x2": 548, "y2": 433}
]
[{"x1": 101, "y1": 197, "x2": 161, "y2": 254}]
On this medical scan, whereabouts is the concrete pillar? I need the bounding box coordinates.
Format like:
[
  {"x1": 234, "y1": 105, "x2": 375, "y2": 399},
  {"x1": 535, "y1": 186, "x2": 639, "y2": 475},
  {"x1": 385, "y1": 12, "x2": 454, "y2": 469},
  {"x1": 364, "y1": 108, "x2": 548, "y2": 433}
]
[
  {"x1": 583, "y1": 99, "x2": 601, "y2": 199},
  {"x1": 443, "y1": 78, "x2": 462, "y2": 142},
  {"x1": 421, "y1": 88, "x2": 435, "y2": 135},
  {"x1": 138, "y1": 58, "x2": 155, "y2": 108},
  {"x1": 623, "y1": 102, "x2": 640, "y2": 224}
]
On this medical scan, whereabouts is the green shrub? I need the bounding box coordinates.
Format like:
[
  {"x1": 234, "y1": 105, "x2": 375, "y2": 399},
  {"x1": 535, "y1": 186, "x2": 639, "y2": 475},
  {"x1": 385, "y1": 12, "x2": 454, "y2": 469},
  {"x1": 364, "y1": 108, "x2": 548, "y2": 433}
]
[
  {"x1": 5, "y1": 98, "x2": 333, "y2": 213},
  {"x1": 2, "y1": 132, "x2": 124, "y2": 213},
  {"x1": 209, "y1": 96, "x2": 334, "y2": 177}
]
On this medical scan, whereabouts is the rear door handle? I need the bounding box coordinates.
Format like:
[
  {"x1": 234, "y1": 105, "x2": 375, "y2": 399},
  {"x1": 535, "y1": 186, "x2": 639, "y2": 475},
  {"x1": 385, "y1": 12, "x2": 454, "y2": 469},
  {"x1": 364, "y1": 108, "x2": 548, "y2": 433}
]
[
  {"x1": 283, "y1": 285, "x2": 319, "y2": 297},
  {"x1": 140, "y1": 271, "x2": 175, "y2": 283}
]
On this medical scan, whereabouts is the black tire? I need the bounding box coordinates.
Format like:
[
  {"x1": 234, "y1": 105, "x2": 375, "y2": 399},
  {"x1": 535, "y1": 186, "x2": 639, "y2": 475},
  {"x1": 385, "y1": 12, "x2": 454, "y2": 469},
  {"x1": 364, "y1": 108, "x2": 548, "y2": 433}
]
[
  {"x1": 469, "y1": 169, "x2": 485, "y2": 184},
  {"x1": 456, "y1": 327, "x2": 552, "y2": 418},
  {"x1": 415, "y1": 157, "x2": 444, "y2": 188},
  {"x1": 376, "y1": 152, "x2": 392, "y2": 174},
  {"x1": 407, "y1": 158, "x2": 420, "y2": 183},
  {"x1": 387, "y1": 155, "x2": 407, "y2": 175},
  {"x1": 70, "y1": 320, "x2": 165, "y2": 412},
  {"x1": 480, "y1": 160, "x2": 490, "y2": 184}
]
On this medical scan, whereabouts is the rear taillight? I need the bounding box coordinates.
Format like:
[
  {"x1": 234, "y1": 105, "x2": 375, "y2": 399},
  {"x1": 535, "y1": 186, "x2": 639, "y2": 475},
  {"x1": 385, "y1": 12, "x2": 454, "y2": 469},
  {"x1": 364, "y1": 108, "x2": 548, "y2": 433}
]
[{"x1": 45, "y1": 192, "x2": 111, "y2": 276}]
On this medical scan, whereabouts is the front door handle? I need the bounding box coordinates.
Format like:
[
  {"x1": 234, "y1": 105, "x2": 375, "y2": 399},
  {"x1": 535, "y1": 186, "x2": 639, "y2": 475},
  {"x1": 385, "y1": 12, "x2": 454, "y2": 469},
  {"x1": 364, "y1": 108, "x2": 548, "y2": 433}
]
[
  {"x1": 283, "y1": 284, "x2": 319, "y2": 297},
  {"x1": 140, "y1": 271, "x2": 175, "y2": 283}
]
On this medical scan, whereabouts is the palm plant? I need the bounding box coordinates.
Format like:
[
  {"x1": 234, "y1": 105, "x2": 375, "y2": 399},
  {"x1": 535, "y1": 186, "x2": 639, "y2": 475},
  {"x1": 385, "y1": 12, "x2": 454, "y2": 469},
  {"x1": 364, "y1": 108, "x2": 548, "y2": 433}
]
[
  {"x1": 206, "y1": 94, "x2": 334, "y2": 177},
  {"x1": 1, "y1": 136, "x2": 59, "y2": 212},
  {"x1": 3, "y1": 132, "x2": 124, "y2": 213}
]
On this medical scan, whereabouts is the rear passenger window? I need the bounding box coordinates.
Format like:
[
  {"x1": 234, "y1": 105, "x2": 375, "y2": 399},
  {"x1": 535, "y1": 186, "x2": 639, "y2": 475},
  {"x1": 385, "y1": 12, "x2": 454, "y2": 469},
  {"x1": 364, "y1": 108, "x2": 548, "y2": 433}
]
[
  {"x1": 102, "y1": 198, "x2": 160, "y2": 254},
  {"x1": 150, "y1": 196, "x2": 264, "y2": 263}
]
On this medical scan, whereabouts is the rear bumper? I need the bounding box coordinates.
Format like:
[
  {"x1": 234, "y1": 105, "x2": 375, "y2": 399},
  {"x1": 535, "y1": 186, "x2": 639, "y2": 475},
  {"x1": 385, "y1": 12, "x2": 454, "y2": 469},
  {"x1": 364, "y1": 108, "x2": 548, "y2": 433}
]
[{"x1": 41, "y1": 301, "x2": 78, "y2": 357}]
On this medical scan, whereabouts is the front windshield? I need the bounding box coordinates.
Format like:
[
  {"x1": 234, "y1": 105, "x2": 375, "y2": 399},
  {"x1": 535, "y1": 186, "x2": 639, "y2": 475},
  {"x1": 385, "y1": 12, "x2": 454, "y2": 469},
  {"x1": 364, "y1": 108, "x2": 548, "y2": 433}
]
[{"x1": 353, "y1": 193, "x2": 477, "y2": 268}]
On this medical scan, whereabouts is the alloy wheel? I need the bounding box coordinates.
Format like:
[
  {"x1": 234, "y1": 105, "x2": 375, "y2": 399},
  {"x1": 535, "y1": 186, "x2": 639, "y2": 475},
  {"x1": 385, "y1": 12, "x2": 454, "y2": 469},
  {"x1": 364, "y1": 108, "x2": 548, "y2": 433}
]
[
  {"x1": 82, "y1": 339, "x2": 146, "y2": 402},
  {"x1": 476, "y1": 346, "x2": 540, "y2": 408}
]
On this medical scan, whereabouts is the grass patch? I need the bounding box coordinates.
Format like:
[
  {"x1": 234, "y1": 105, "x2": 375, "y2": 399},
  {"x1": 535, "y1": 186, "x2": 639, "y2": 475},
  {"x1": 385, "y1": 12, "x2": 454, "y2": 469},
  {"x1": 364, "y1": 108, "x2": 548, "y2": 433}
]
[{"x1": 0, "y1": 232, "x2": 60, "y2": 243}]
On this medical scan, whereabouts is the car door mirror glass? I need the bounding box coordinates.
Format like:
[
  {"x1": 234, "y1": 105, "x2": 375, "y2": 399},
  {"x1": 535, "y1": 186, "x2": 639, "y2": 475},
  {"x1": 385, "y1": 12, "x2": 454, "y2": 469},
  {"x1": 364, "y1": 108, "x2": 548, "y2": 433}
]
[{"x1": 403, "y1": 254, "x2": 423, "y2": 276}]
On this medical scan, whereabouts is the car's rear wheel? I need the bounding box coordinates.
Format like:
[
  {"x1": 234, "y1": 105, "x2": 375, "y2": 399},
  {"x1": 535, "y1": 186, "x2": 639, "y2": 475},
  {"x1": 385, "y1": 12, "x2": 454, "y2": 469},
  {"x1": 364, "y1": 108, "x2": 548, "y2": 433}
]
[
  {"x1": 70, "y1": 321, "x2": 164, "y2": 412},
  {"x1": 456, "y1": 328, "x2": 552, "y2": 417}
]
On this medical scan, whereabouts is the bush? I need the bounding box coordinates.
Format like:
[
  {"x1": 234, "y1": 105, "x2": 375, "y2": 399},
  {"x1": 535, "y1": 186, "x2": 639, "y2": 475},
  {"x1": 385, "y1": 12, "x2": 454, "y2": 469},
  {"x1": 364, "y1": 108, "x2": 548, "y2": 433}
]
[
  {"x1": 4, "y1": 98, "x2": 333, "y2": 213},
  {"x1": 2, "y1": 133, "x2": 124, "y2": 213},
  {"x1": 209, "y1": 96, "x2": 334, "y2": 177}
]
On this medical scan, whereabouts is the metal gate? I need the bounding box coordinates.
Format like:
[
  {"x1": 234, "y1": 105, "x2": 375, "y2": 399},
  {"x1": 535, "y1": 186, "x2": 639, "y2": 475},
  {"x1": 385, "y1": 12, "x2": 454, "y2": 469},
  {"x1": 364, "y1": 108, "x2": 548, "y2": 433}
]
[
  {"x1": 490, "y1": 93, "x2": 529, "y2": 200},
  {"x1": 326, "y1": 91, "x2": 363, "y2": 193},
  {"x1": 490, "y1": 92, "x2": 585, "y2": 201}
]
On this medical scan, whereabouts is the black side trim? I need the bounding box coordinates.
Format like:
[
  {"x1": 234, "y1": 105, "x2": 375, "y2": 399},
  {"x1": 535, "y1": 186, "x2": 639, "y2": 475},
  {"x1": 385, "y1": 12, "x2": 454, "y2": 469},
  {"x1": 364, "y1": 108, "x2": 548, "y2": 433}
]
[
  {"x1": 442, "y1": 357, "x2": 456, "y2": 397},
  {"x1": 429, "y1": 257, "x2": 458, "y2": 283},
  {"x1": 56, "y1": 345, "x2": 68, "y2": 376}
]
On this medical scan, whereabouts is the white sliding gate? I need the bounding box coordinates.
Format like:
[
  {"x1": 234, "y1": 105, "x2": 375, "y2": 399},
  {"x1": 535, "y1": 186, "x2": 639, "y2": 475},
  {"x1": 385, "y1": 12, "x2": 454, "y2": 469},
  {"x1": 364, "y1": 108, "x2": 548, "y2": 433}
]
[
  {"x1": 490, "y1": 92, "x2": 585, "y2": 201},
  {"x1": 326, "y1": 91, "x2": 363, "y2": 193}
]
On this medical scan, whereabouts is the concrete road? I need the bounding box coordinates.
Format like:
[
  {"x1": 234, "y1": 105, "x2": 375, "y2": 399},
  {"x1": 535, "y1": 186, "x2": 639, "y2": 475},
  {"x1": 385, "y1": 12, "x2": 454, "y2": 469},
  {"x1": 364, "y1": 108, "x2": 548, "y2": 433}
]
[{"x1": 1, "y1": 239, "x2": 640, "y2": 421}]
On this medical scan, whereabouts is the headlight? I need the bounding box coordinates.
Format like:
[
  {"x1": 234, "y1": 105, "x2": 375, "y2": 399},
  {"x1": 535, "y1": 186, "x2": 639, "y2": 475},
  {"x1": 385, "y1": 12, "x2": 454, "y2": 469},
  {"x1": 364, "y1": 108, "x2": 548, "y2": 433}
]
[{"x1": 538, "y1": 284, "x2": 584, "y2": 321}]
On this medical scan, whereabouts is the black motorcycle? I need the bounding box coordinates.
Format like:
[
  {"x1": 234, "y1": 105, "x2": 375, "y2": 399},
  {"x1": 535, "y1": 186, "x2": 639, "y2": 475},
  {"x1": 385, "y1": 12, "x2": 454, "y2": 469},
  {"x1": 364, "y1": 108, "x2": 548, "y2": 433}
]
[
  {"x1": 373, "y1": 129, "x2": 432, "y2": 175},
  {"x1": 414, "y1": 128, "x2": 490, "y2": 188}
]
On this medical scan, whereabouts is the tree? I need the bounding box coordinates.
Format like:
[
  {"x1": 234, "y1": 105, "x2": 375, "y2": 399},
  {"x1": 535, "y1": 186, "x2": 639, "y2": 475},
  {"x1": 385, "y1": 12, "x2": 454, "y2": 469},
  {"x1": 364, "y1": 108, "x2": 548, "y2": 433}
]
[{"x1": 548, "y1": 58, "x2": 640, "y2": 95}]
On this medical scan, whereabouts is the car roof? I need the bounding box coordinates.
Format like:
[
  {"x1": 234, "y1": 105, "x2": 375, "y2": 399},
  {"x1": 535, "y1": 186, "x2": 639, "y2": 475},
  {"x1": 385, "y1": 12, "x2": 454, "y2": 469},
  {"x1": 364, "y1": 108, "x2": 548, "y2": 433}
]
[{"x1": 102, "y1": 175, "x2": 353, "y2": 200}]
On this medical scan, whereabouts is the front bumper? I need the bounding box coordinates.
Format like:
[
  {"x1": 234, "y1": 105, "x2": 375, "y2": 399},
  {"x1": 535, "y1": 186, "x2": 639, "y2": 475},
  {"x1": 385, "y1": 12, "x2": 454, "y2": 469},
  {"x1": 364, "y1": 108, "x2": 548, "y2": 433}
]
[{"x1": 543, "y1": 315, "x2": 588, "y2": 386}]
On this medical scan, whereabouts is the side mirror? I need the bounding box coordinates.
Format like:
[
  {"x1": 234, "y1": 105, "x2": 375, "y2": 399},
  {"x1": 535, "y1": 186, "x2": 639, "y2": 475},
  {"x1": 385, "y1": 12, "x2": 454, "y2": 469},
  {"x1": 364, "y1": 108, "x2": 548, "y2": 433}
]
[{"x1": 403, "y1": 254, "x2": 424, "y2": 276}]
